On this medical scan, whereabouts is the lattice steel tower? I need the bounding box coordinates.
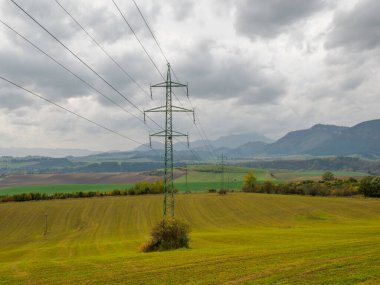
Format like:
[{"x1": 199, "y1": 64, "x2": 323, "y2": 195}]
[{"x1": 144, "y1": 63, "x2": 194, "y2": 218}]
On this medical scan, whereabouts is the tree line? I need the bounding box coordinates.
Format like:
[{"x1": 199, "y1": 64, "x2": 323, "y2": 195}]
[
  {"x1": 242, "y1": 171, "x2": 380, "y2": 198},
  {"x1": 0, "y1": 180, "x2": 174, "y2": 203},
  {"x1": 2, "y1": 171, "x2": 380, "y2": 203}
]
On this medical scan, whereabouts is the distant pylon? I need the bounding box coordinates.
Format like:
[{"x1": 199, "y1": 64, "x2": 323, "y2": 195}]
[
  {"x1": 220, "y1": 153, "x2": 226, "y2": 190},
  {"x1": 144, "y1": 63, "x2": 194, "y2": 218}
]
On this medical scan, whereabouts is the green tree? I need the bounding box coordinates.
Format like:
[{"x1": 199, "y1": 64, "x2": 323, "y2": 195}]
[
  {"x1": 360, "y1": 176, "x2": 380, "y2": 197},
  {"x1": 322, "y1": 171, "x2": 335, "y2": 182},
  {"x1": 243, "y1": 171, "x2": 257, "y2": 192},
  {"x1": 140, "y1": 218, "x2": 190, "y2": 252},
  {"x1": 262, "y1": 180, "x2": 275, "y2": 194}
]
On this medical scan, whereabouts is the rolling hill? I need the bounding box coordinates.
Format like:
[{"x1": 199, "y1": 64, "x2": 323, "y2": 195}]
[
  {"x1": 311, "y1": 119, "x2": 380, "y2": 156},
  {"x1": 264, "y1": 124, "x2": 348, "y2": 155},
  {"x1": 243, "y1": 119, "x2": 380, "y2": 157},
  {"x1": 0, "y1": 194, "x2": 379, "y2": 284}
]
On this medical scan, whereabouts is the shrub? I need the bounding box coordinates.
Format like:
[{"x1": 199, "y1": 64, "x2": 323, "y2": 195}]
[
  {"x1": 140, "y1": 218, "x2": 190, "y2": 252},
  {"x1": 333, "y1": 185, "x2": 359, "y2": 196},
  {"x1": 218, "y1": 189, "x2": 227, "y2": 195},
  {"x1": 322, "y1": 171, "x2": 335, "y2": 182},
  {"x1": 242, "y1": 171, "x2": 257, "y2": 192},
  {"x1": 262, "y1": 181, "x2": 275, "y2": 194},
  {"x1": 360, "y1": 176, "x2": 380, "y2": 197},
  {"x1": 139, "y1": 239, "x2": 156, "y2": 253}
]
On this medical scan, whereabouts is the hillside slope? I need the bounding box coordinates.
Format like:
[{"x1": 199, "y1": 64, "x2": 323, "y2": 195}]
[
  {"x1": 264, "y1": 124, "x2": 348, "y2": 155},
  {"x1": 0, "y1": 194, "x2": 380, "y2": 284},
  {"x1": 311, "y1": 119, "x2": 380, "y2": 156}
]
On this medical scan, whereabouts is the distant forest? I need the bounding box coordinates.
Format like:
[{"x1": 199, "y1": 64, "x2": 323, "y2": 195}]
[{"x1": 1, "y1": 156, "x2": 380, "y2": 175}]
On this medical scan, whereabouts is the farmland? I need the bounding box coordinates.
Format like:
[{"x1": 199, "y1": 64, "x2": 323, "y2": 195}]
[
  {"x1": 0, "y1": 165, "x2": 369, "y2": 196},
  {"x1": 174, "y1": 165, "x2": 368, "y2": 192},
  {"x1": 0, "y1": 184, "x2": 134, "y2": 195},
  {"x1": 1, "y1": 193, "x2": 380, "y2": 284}
]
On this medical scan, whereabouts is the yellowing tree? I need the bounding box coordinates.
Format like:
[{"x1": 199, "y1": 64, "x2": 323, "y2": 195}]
[{"x1": 243, "y1": 171, "x2": 257, "y2": 192}]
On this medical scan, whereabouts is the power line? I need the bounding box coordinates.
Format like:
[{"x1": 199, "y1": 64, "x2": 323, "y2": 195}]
[
  {"x1": 111, "y1": 0, "x2": 165, "y2": 79},
  {"x1": 114, "y1": 2, "x2": 207, "y2": 183},
  {"x1": 5, "y1": 1, "x2": 206, "y2": 163},
  {"x1": 0, "y1": 75, "x2": 147, "y2": 146},
  {"x1": 0, "y1": 18, "x2": 142, "y2": 124},
  {"x1": 144, "y1": 63, "x2": 194, "y2": 218},
  {"x1": 127, "y1": 1, "x2": 190, "y2": 106},
  {"x1": 10, "y1": 0, "x2": 207, "y2": 164},
  {"x1": 220, "y1": 153, "x2": 226, "y2": 190},
  {"x1": 194, "y1": 113, "x2": 218, "y2": 158},
  {"x1": 10, "y1": 0, "x2": 143, "y2": 116},
  {"x1": 9, "y1": 0, "x2": 170, "y2": 137},
  {"x1": 112, "y1": 0, "x2": 199, "y2": 130},
  {"x1": 129, "y1": 0, "x2": 217, "y2": 160},
  {"x1": 131, "y1": 0, "x2": 169, "y2": 64},
  {"x1": 53, "y1": 0, "x2": 150, "y2": 98}
]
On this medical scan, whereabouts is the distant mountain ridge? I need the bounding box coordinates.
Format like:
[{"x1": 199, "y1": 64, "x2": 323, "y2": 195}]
[
  {"x1": 310, "y1": 119, "x2": 380, "y2": 156},
  {"x1": 231, "y1": 119, "x2": 380, "y2": 158},
  {"x1": 0, "y1": 147, "x2": 100, "y2": 158},
  {"x1": 134, "y1": 132, "x2": 273, "y2": 152},
  {"x1": 193, "y1": 132, "x2": 273, "y2": 149},
  {"x1": 3, "y1": 119, "x2": 380, "y2": 160},
  {"x1": 263, "y1": 124, "x2": 349, "y2": 155}
]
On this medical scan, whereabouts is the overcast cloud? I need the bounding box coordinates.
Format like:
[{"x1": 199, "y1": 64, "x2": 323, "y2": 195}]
[{"x1": 0, "y1": 0, "x2": 379, "y2": 152}]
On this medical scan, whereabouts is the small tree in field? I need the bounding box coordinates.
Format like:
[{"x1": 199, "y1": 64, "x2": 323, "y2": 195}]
[
  {"x1": 262, "y1": 180, "x2": 275, "y2": 194},
  {"x1": 243, "y1": 171, "x2": 257, "y2": 192},
  {"x1": 322, "y1": 171, "x2": 335, "y2": 182},
  {"x1": 140, "y1": 218, "x2": 190, "y2": 252}
]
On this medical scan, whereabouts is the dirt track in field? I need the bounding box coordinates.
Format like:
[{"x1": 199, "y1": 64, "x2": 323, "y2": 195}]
[{"x1": 0, "y1": 172, "x2": 183, "y2": 188}]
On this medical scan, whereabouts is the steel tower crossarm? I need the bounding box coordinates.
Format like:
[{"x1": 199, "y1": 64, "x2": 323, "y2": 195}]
[{"x1": 144, "y1": 63, "x2": 193, "y2": 218}]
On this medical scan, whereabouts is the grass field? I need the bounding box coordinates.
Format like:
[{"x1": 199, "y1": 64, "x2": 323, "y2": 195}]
[
  {"x1": 0, "y1": 184, "x2": 134, "y2": 195},
  {"x1": 174, "y1": 165, "x2": 368, "y2": 192},
  {"x1": 0, "y1": 193, "x2": 380, "y2": 284},
  {"x1": 0, "y1": 166, "x2": 369, "y2": 195}
]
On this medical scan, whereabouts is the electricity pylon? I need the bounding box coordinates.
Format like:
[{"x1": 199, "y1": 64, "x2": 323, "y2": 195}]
[
  {"x1": 220, "y1": 153, "x2": 225, "y2": 190},
  {"x1": 144, "y1": 63, "x2": 194, "y2": 218}
]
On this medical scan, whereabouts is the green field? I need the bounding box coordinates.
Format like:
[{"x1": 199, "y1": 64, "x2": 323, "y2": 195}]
[
  {"x1": 175, "y1": 166, "x2": 272, "y2": 192},
  {"x1": 0, "y1": 184, "x2": 134, "y2": 196},
  {"x1": 0, "y1": 193, "x2": 380, "y2": 284},
  {"x1": 272, "y1": 170, "x2": 369, "y2": 181},
  {"x1": 0, "y1": 166, "x2": 369, "y2": 196},
  {"x1": 175, "y1": 165, "x2": 368, "y2": 192}
]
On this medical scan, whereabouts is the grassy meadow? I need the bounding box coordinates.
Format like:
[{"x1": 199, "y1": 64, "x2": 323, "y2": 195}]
[
  {"x1": 0, "y1": 165, "x2": 368, "y2": 195},
  {"x1": 0, "y1": 193, "x2": 380, "y2": 284},
  {"x1": 174, "y1": 165, "x2": 368, "y2": 192},
  {"x1": 0, "y1": 184, "x2": 134, "y2": 196}
]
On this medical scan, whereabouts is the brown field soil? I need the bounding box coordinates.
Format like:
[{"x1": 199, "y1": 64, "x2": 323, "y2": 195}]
[{"x1": 0, "y1": 172, "x2": 179, "y2": 188}]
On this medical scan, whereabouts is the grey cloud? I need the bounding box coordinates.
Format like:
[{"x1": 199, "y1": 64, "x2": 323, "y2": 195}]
[
  {"x1": 96, "y1": 50, "x2": 162, "y2": 107},
  {"x1": 241, "y1": 83, "x2": 284, "y2": 104},
  {"x1": 169, "y1": 0, "x2": 194, "y2": 21},
  {"x1": 326, "y1": 0, "x2": 380, "y2": 51},
  {"x1": 0, "y1": 89, "x2": 35, "y2": 110},
  {"x1": 82, "y1": 1, "x2": 163, "y2": 44},
  {"x1": 0, "y1": 48, "x2": 93, "y2": 102},
  {"x1": 85, "y1": 6, "x2": 130, "y2": 45},
  {"x1": 234, "y1": 0, "x2": 326, "y2": 39},
  {"x1": 3, "y1": 0, "x2": 80, "y2": 42},
  {"x1": 176, "y1": 41, "x2": 286, "y2": 104},
  {"x1": 0, "y1": 8, "x2": 159, "y2": 114},
  {"x1": 340, "y1": 76, "x2": 364, "y2": 91}
]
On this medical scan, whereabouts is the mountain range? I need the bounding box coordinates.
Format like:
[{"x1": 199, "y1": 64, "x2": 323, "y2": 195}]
[
  {"x1": 2, "y1": 119, "x2": 380, "y2": 159},
  {"x1": 227, "y1": 119, "x2": 380, "y2": 158},
  {"x1": 99, "y1": 119, "x2": 380, "y2": 160},
  {"x1": 0, "y1": 147, "x2": 100, "y2": 158}
]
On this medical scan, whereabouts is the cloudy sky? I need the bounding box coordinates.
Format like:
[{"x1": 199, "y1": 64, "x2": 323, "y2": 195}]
[{"x1": 0, "y1": 0, "x2": 379, "y2": 152}]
